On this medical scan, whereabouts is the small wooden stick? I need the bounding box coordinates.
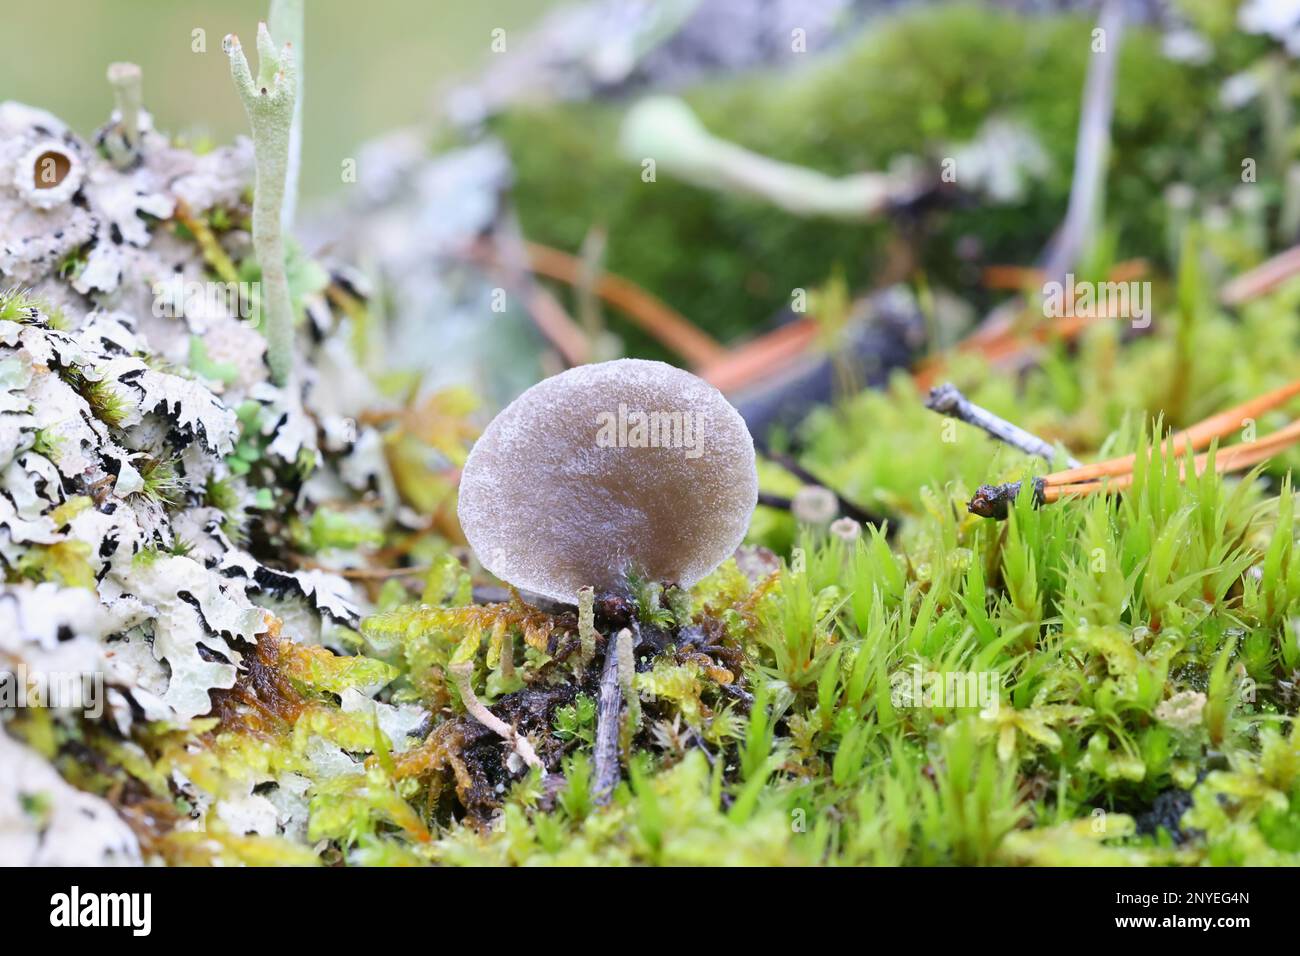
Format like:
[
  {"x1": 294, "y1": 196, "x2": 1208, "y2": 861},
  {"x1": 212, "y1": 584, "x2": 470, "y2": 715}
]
[
  {"x1": 593, "y1": 627, "x2": 631, "y2": 804},
  {"x1": 971, "y1": 418, "x2": 1300, "y2": 516},
  {"x1": 764, "y1": 451, "x2": 887, "y2": 527},
  {"x1": 757, "y1": 491, "x2": 795, "y2": 512},
  {"x1": 927, "y1": 382, "x2": 1081, "y2": 467}
]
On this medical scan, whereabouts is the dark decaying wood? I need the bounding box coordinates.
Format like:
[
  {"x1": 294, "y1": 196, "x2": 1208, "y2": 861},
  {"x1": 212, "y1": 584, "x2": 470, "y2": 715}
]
[{"x1": 727, "y1": 290, "x2": 925, "y2": 441}]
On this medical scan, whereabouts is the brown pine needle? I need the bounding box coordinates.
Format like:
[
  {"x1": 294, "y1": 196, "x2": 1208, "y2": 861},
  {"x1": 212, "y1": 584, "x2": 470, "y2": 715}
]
[
  {"x1": 1220, "y1": 244, "x2": 1300, "y2": 306},
  {"x1": 523, "y1": 241, "x2": 727, "y2": 369},
  {"x1": 969, "y1": 380, "x2": 1300, "y2": 518},
  {"x1": 1043, "y1": 378, "x2": 1300, "y2": 488},
  {"x1": 702, "y1": 319, "x2": 819, "y2": 392},
  {"x1": 1043, "y1": 419, "x2": 1300, "y2": 502},
  {"x1": 912, "y1": 311, "x2": 1107, "y2": 392},
  {"x1": 981, "y1": 258, "x2": 1148, "y2": 292}
]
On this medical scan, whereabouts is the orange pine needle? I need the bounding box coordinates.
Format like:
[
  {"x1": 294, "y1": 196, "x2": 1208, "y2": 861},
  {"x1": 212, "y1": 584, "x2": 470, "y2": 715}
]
[
  {"x1": 1220, "y1": 245, "x2": 1300, "y2": 306},
  {"x1": 982, "y1": 258, "x2": 1148, "y2": 292},
  {"x1": 1043, "y1": 378, "x2": 1300, "y2": 488},
  {"x1": 1041, "y1": 417, "x2": 1300, "y2": 503},
  {"x1": 524, "y1": 241, "x2": 728, "y2": 369}
]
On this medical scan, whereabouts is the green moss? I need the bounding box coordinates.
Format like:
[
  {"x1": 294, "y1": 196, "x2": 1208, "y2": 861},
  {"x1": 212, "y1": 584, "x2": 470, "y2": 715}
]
[
  {"x1": 490, "y1": 5, "x2": 1267, "y2": 352},
  {"x1": 289, "y1": 506, "x2": 385, "y2": 554},
  {"x1": 11, "y1": 540, "x2": 96, "y2": 589},
  {"x1": 72, "y1": 372, "x2": 134, "y2": 430},
  {"x1": 137, "y1": 456, "x2": 186, "y2": 507},
  {"x1": 0, "y1": 287, "x2": 40, "y2": 324},
  {"x1": 22, "y1": 3, "x2": 1300, "y2": 868}
]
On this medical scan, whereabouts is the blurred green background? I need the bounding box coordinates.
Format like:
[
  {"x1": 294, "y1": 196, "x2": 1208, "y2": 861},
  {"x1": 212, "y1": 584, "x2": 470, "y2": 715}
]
[{"x1": 1, "y1": 0, "x2": 558, "y2": 200}]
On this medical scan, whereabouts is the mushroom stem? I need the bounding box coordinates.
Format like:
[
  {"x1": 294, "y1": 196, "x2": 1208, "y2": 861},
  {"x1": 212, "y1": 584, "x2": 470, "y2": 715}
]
[
  {"x1": 577, "y1": 586, "x2": 598, "y2": 670},
  {"x1": 448, "y1": 661, "x2": 544, "y2": 774}
]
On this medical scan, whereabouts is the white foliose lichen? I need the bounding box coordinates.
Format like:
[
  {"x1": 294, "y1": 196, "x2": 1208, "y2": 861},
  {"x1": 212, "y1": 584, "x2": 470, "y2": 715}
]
[
  {"x1": 0, "y1": 725, "x2": 142, "y2": 866},
  {"x1": 0, "y1": 92, "x2": 414, "y2": 861}
]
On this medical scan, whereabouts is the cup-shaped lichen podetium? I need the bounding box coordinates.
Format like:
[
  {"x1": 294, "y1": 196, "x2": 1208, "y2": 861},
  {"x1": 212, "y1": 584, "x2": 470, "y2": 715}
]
[{"x1": 458, "y1": 359, "x2": 758, "y2": 605}]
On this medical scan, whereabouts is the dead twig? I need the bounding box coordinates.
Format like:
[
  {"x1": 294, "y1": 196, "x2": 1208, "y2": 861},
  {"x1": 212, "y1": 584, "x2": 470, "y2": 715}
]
[
  {"x1": 926, "y1": 382, "x2": 1081, "y2": 468},
  {"x1": 967, "y1": 0, "x2": 1125, "y2": 347},
  {"x1": 968, "y1": 478, "x2": 1047, "y2": 519},
  {"x1": 593, "y1": 626, "x2": 632, "y2": 804},
  {"x1": 1041, "y1": 0, "x2": 1125, "y2": 285},
  {"x1": 757, "y1": 491, "x2": 795, "y2": 511},
  {"x1": 968, "y1": 377, "x2": 1300, "y2": 518},
  {"x1": 764, "y1": 451, "x2": 887, "y2": 527}
]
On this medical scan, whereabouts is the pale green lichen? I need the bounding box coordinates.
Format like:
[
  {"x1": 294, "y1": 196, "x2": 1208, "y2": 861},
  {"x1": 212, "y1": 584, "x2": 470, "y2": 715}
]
[
  {"x1": 104, "y1": 62, "x2": 143, "y2": 168},
  {"x1": 267, "y1": 0, "x2": 303, "y2": 229},
  {"x1": 620, "y1": 96, "x2": 921, "y2": 220},
  {"x1": 224, "y1": 19, "x2": 299, "y2": 386}
]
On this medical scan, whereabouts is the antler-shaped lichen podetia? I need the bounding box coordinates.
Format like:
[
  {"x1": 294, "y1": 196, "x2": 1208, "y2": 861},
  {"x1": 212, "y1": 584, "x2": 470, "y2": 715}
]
[
  {"x1": 224, "y1": 23, "x2": 297, "y2": 386},
  {"x1": 104, "y1": 62, "x2": 143, "y2": 169}
]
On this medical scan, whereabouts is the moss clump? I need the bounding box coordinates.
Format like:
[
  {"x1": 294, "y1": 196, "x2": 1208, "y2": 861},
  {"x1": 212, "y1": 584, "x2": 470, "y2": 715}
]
[
  {"x1": 491, "y1": 5, "x2": 1265, "y2": 353},
  {"x1": 350, "y1": 427, "x2": 1295, "y2": 864},
  {"x1": 11, "y1": 3, "x2": 1300, "y2": 868},
  {"x1": 23, "y1": 365, "x2": 1300, "y2": 863}
]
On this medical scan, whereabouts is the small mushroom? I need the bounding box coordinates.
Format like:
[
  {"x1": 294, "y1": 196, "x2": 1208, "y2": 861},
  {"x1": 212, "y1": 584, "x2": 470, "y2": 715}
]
[
  {"x1": 792, "y1": 485, "x2": 839, "y2": 525},
  {"x1": 458, "y1": 359, "x2": 758, "y2": 604},
  {"x1": 829, "y1": 516, "x2": 862, "y2": 542}
]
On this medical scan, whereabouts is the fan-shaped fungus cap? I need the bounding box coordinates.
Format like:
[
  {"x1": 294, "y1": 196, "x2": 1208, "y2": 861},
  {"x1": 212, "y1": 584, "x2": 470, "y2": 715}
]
[{"x1": 458, "y1": 359, "x2": 758, "y2": 604}]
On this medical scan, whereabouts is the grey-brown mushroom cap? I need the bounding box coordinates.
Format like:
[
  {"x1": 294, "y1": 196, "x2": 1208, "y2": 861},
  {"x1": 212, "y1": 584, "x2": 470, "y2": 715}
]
[{"x1": 457, "y1": 359, "x2": 759, "y2": 605}]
